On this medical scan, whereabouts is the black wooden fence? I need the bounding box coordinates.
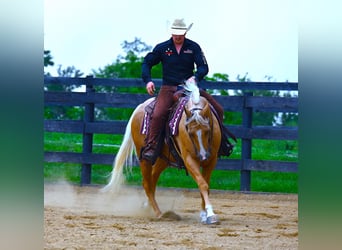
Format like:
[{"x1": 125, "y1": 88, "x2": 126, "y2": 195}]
[{"x1": 44, "y1": 76, "x2": 298, "y2": 190}]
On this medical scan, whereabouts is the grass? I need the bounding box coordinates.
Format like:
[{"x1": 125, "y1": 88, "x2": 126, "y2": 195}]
[{"x1": 44, "y1": 132, "x2": 298, "y2": 193}]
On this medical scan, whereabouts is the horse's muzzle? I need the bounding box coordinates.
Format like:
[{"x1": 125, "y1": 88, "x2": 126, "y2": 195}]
[{"x1": 199, "y1": 151, "x2": 210, "y2": 161}]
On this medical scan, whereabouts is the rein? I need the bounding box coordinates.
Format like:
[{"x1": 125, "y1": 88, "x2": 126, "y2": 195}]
[{"x1": 190, "y1": 107, "x2": 203, "y2": 113}]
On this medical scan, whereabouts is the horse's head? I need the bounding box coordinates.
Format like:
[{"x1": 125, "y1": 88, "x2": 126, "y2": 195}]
[{"x1": 184, "y1": 97, "x2": 212, "y2": 161}]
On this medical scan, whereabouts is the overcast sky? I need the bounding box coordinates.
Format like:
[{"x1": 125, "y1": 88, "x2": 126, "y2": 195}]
[{"x1": 44, "y1": 0, "x2": 297, "y2": 82}]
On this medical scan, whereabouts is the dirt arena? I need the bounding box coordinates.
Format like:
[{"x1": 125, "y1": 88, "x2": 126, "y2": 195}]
[{"x1": 44, "y1": 182, "x2": 298, "y2": 250}]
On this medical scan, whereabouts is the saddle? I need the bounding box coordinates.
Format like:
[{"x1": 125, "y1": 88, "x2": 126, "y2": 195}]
[
  {"x1": 141, "y1": 90, "x2": 237, "y2": 170},
  {"x1": 141, "y1": 92, "x2": 188, "y2": 169}
]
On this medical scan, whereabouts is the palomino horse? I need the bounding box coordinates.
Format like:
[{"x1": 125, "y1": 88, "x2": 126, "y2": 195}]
[{"x1": 104, "y1": 82, "x2": 221, "y2": 224}]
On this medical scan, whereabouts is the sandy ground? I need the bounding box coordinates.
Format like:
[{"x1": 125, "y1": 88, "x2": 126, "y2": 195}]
[{"x1": 44, "y1": 182, "x2": 298, "y2": 250}]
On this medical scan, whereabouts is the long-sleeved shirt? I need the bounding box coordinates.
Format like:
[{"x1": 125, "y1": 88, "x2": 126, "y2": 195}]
[{"x1": 142, "y1": 38, "x2": 209, "y2": 86}]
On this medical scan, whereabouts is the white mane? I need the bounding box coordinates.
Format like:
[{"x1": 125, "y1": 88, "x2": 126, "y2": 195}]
[
  {"x1": 184, "y1": 109, "x2": 209, "y2": 126},
  {"x1": 184, "y1": 80, "x2": 200, "y2": 104},
  {"x1": 184, "y1": 80, "x2": 209, "y2": 127}
]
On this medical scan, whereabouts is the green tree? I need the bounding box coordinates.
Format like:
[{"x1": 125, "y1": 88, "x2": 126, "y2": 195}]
[
  {"x1": 45, "y1": 64, "x2": 84, "y2": 92},
  {"x1": 92, "y1": 38, "x2": 161, "y2": 120},
  {"x1": 44, "y1": 50, "x2": 85, "y2": 120},
  {"x1": 44, "y1": 50, "x2": 54, "y2": 77},
  {"x1": 44, "y1": 50, "x2": 54, "y2": 67},
  {"x1": 278, "y1": 91, "x2": 298, "y2": 126},
  {"x1": 205, "y1": 73, "x2": 229, "y2": 82},
  {"x1": 232, "y1": 73, "x2": 298, "y2": 126},
  {"x1": 57, "y1": 64, "x2": 84, "y2": 78},
  {"x1": 94, "y1": 37, "x2": 161, "y2": 80},
  {"x1": 44, "y1": 64, "x2": 85, "y2": 120},
  {"x1": 205, "y1": 73, "x2": 230, "y2": 96}
]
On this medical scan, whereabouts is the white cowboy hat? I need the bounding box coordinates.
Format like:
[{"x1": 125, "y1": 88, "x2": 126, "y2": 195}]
[{"x1": 170, "y1": 19, "x2": 193, "y2": 35}]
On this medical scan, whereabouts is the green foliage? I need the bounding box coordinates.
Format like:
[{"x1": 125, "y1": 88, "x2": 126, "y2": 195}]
[
  {"x1": 92, "y1": 37, "x2": 162, "y2": 97},
  {"x1": 94, "y1": 107, "x2": 134, "y2": 121},
  {"x1": 44, "y1": 65, "x2": 85, "y2": 120},
  {"x1": 280, "y1": 91, "x2": 298, "y2": 126},
  {"x1": 205, "y1": 73, "x2": 230, "y2": 96},
  {"x1": 280, "y1": 112, "x2": 298, "y2": 126},
  {"x1": 95, "y1": 52, "x2": 143, "y2": 79},
  {"x1": 205, "y1": 73, "x2": 229, "y2": 82},
  {"x1": 224, "y1": 111, "x2": 242, "y2": 126},
  {"x1": 44, "y1": 50, "x2": 54, "y2": 67},
  {"x1": 89, "y1": 38, "x2": 162, "y2": 120},
  {"x1": 120, "y1": 37, "x2": 152, "y2": 56},
  {"x1": 44, "y1": 106, "x2": 84, "y2": 120},
  {"x1": 44, "y1": 39, "x2": 297, "y2": 126},
  {"x1": 57, "y1": 65, "x2": 84, "y2": 78},
  {"x1": 233, "y1": 73, "x2": 291, "y2": 126},
  {"x1": 93, "y1": 37, "x2": 161, "y2": 80}
]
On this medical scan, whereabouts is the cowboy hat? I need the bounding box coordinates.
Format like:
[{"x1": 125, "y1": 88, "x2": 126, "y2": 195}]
[{"x1": 170, "y1": 19, "x2": 193, "y2": 35}]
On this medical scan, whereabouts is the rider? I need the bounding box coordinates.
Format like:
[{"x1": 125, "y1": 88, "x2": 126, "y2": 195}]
[{"x1": 141, "y1": 18, "x2": 233, "y2": 165}]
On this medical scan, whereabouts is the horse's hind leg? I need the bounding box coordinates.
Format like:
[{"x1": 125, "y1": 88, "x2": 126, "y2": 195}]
[
  {"x1": 151, "y1": 158, "x2": 168, "y2": 197},
  {"x1": 140, "y1": 159, "x2": 163, "y2": 218}
]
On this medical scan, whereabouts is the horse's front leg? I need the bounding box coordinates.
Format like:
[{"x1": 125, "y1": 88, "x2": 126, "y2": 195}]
[
  {"x1": 184, "y1": 156, "x2": 219, "y2": 224},
  {"x1": 140, "y1": 159, "x2": 162, "y2": 218},
  {"x1": 200, "y1": 159, "x2": 219, "y2": 224}
]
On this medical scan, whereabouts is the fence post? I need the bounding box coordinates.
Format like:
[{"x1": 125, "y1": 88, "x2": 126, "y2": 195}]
[
  {"x1": 240, "y1": 92, "x2": 253, "y2": 191},
  {"x1": 81, "y1": 75, "x2": 95, "y2": 185}
]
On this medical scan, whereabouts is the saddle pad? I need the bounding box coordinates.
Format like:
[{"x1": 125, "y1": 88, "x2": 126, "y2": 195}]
[
  {"x1": 141, "y1": 111, "x2": 151, "y2": 135},
  {"x1": 168, "y1": 97, "x2": 189, "y2": 135},
  {"x1": 140, "y1": 96, "x2": 189, "y2": 135}
]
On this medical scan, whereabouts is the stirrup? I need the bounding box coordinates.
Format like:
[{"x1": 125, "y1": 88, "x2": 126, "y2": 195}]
[
  {"x1": 218, "y1": 134, "x2": 235, "y2": 157},
  {"x1": 140, "y1": 145, "x2": 158, "y2": 165}
]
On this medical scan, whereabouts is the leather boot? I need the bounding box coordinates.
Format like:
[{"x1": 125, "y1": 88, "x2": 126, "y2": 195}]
[
  {"x1": 140, "y1": 131, "x2": 164, "y2": 165},
  {"x1": 218, "y1": 126, "x2": 236, "y2": 157},
  {"x1": 140, "y1": 141, "x2": 159, "y2": 165},
  {"x1": 199, "y1": 89, "x2": 237, "y2": 157}
]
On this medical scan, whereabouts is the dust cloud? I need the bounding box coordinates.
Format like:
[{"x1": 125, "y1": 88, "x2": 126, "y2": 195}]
[
  {"x1": 45, "y1": 181, "x2": 298, "y2": 249},
  {"x1": 44, "y1": 181, "x2": 185, "y2": 217}
]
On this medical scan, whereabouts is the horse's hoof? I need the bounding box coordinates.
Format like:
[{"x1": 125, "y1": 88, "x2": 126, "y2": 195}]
[
  {"x1": 205, "y1": 215, "x2": 220, "y2": 225},
  {"x1": 160, "y1": 210, "x2": 182, "y2": 221},
  {"x1": 199, "y1": 210, "x2": 207, "y2": 224}
]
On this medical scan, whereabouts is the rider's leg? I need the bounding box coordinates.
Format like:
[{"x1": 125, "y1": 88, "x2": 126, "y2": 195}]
[{"x1": 141, "y1": 85, "x2": 177, "y2": 164}]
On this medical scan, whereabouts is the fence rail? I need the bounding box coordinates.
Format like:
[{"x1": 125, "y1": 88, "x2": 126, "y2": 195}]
[{"x1": 44, "y1": 76, "x2": 298, "y2": 190}]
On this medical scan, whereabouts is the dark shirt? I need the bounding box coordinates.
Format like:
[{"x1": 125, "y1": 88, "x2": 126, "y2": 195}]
[{"x1": 142, "y1": 38, "x2": 209, "y2": 86}]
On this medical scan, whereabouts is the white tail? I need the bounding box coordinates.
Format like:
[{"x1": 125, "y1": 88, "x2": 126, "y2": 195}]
[{"x1": 101, "y1": 107, "x2": 138, "y2": 193}]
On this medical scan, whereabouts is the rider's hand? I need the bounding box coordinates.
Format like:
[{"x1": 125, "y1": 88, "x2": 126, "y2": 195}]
[
  {"x1": 186, "y1": 76, "x2": 197, "y2": 85},
  {"x1": 146, "y1": 81, "x2": 155, "y2": 95}
]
